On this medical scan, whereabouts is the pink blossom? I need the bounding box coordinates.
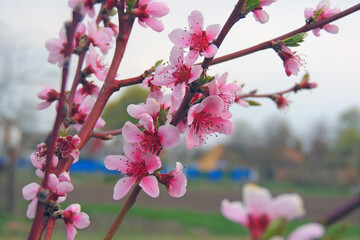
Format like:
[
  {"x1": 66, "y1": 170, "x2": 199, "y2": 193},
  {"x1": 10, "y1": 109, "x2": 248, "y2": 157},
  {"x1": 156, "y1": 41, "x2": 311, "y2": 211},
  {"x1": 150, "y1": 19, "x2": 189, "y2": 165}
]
[
  {"x1": 48, "y1": 173, "x2": 74, "y2": 197},
  {"x1": 87, "y1": 20, "x2": 113, "y2": 55},
  {"x1": 56, "y1": 135, "x2": 81, "y2": 162},
  {"x1": 252, "y1": 0, "x2": 277, "y2": 24},
  {"x1": 234, "y1": 89, "x2": 250, "y2": 108},
  {"x1": 132, "y1": 0, "x2": 169, "y2": 32},
  {"x1": 36, "y1": 84, "x2": 60, "y2": 110},
  {"x1": 63, "y1": 203, "x2": 90, "y2": 240},
  {"x1": 270, "y1": 223, "x2": 325, "y2": 240},
  {"x1": 68, "y1": 0, "x2": 96, "y2": 18},
  {"x1": 75, "y1": 81, "x2": 100, "y2": 102},
  {"x1": 22, "y1": 182, "x2": 41, "y2": 219},
  {"x1": 142, "y1": 75, "x2": 164, "y2": 101},
  {"x1": 169, "y1": 10, "x2": 220, "y2": 61},
  {"x1": 72, "y1": 96, "x2": 106, "y2": 131},
  {"x1": 305, "y1": 0, "x2": 340, "y2": 37},
  {"x1": 84, "y1": 45, "x2": 109, "y2": 81},
  {"x1": 122, "y1": 114, "x2": 180, "y2": 154},
  {"x1": 45, "y1": 28, "x2": 70, "y2": 67},
  {"x1": 276, "y1": 44, "x2": 304, "y2": 76},
  {"x1": 221, "y1": 183, "x2": 304, "y2": 240},
  {"x1": 186, "y1": 95, "x2": 233, "y2": 149},
  {"x1": 105, "y1": 143, "x2": 161, "y2": 199},
  {"x1": 206, "y1": 72, "x2": 241, "y2": 109},
  {"x1": 152, "y1": 46, "x2": 203, "y2": 87},
  {"x1": 158, "y1": 162, "x2": 187, "y2": 198},
  {"x1": 274, "y1": 95, "x2": 291, "y2": 110},
  {"x1": 127, "y1": 97, "x2": 160, "y2": 120}
]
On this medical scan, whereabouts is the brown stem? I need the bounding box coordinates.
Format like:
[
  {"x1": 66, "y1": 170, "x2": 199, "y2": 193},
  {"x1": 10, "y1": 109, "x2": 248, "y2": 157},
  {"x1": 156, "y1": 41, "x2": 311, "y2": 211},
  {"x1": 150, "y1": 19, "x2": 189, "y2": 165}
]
[
  {"x1": 56, "y1": 2, "x2": 136, "y2": 175},
  {"x1": 210, "y1": 3, "x2": 360, "y2": 66},
  {"x1": 320, "y1": 193, "x2": 360, "y2": 226},
  {"x1": 68, "y1": 52, "x2": 86, "y2": 117},
  {"x1": 44, "y1": 216, "x2": 56, "y2": 240},
  {"x1": 104, "y1": 185, "x2": 142, "y2": 240},
  {"x1": 28, "y1": 7, "x2": 82, "y2": 240},
  {"x1": 239, "y1": 85, "x2": 298, "y2": 99},
  {"x1": 91, "y1": 124, "x2": 142, "y2": 140},
  {"x1": 171, "y1": 0, "x2": 246, "y2": 126}
]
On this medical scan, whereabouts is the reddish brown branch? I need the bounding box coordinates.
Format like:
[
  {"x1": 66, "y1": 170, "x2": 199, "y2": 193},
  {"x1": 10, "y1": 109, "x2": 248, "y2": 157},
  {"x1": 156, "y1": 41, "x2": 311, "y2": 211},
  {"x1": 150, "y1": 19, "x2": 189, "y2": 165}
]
[
  {"x1": 44, "y1": 216, "x2": 56, "y2": 240},
  {"x1": 321, "y1": 193, "x2": 360, "y2": 226},
  {"x1": 68, "y1": 52, "x2": 86, "y2": 117},
  {"x1": 171, "y1": 0, "x2": 246, "y2": 126},
  {"x1": 28, "y1": 7, "x2": 83, "y2": 240},
  {"x1": 104, "y1": 185, "x2": 142, "y2": 240},
  {"x1": 91, "y1": 124, "x2": 142, "y2": 140},
  {"x1": 210, "y1": 3, "x2": 360, "y2": 66}
]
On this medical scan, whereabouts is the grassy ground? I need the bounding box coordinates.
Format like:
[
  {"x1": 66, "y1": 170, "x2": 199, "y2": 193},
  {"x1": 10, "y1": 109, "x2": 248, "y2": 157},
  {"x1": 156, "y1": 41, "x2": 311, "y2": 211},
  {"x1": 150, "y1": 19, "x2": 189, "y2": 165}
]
[
  {"x1": 1, "y1": 171, "x2": 359, "y2": 239},
  {"x1": 1, "y1": 202, "x2": 359, "y2": 240}
]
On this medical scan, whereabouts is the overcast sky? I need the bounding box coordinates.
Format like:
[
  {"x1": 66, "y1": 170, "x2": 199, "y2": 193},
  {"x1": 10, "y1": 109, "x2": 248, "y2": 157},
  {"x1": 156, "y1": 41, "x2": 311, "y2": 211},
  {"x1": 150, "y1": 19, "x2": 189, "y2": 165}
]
[{"x1": 0, "y1": 0, "x2": 359, "y2": 141}]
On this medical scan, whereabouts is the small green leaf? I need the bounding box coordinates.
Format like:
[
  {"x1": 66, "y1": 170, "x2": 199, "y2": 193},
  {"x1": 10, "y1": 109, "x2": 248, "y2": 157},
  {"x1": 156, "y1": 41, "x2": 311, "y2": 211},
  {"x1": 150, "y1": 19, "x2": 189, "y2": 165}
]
[
  {"x1": 197, "y1": 75, "x2": 215, "y2": 86},
  {"x1": 314, "y1": 7, "x2": 324, "y2": 20},
  {"x1": 301, "y1": 72, "x2": 310, "y2": 83},
  {"x1": 246, "y1": 100, "x2": 261, "y2": 106},
  {"x1": 245, "y1": 0, "x2": 260, "y2": 11},
  {"x1": 126, "y1": 0, "x2": 138, "y2": 11},
  {"x1": 154, "y1": 59, "x2": 163, "y2": 69},
  {"x1": 263, "y1": 218, "x2": 287, "y2": 240},
  {"x1": 282, "y1": 33, "x2": 307, "y2": 47},
  {"x1": 157, "y1": 105, "x2": 170, "y2": 128}
]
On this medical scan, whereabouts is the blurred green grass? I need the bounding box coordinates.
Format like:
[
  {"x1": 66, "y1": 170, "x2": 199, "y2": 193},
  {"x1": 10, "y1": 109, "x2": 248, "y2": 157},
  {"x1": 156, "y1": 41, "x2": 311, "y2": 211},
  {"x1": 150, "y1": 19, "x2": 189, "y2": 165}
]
[{"x1": 1, "y1": 202, "x2": 359, "y2": 240}]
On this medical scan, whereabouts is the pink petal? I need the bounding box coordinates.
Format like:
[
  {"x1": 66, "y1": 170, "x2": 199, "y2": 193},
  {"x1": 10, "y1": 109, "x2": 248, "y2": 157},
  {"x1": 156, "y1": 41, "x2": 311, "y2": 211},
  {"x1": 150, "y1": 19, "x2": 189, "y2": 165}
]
[
  {"x1": 285, "y1": 58, "x2": 300, "y2": 76},
  {"x1": 66, "y1": 224, "x2": 77, "y2": 240},
  {"x1": 139, "y1": 114, "x2": 155, "y2": 132},
  {"x1": 122, "y1": 121, "x2": 143, "y2": 142},
  {"x1": 139, "y1": 175, "x2": 159, "y2": 198},
  {"x1": 104, "y1": 155, "x2": 129, "y2": 172},
  {"x1": 22, "y1": 182, "x2": 40, "y2": 200},
  {"x1": 188, "y1": 65, "x2": 203, "y2": 83},
  {"x1": 243, "y1": 183, "x2": 273, "y2": 217},
  {"x1": 123, "y1": 142, "x2": 144, "y2": 162},
  {"x1": 73, "y1": 212, "x2": 90, "y2": 229},
  {"x1": 48, "y1": 174, "x2": 59, "y2": 193},
  {"x1": 169, "y1": 46, "x2": 184, "y2": 69},
  {"x1": 185, "y1": 126, "x2": 203, "y2": 150},
  {"x1": 168, "y1": 29, "x2": 192, "y2": 47},
  {"x1": 146, "y1": 2, "x2": 169, "y2": 17},
  {"x1": 145, "y1": 155, "x2": 161, "y2": 174},
  {"x1": 143, "y1": 17, "x2": 164, "y2": 32},
  {"x1": 168, "y1": 163, "x2": 187, "y2": 198},
  {"x1": 158, "y1": 125, "x2": 180, "y2": 149},
  {"x1": 271, "y1": 193, "x2": 305, "y2": 220},
  {"x1": 324, "y1": 24, "x2": 339, "y2": 34},
  {"x1": 253, "y1": 10, "x2": 269, "y2": 24},
  {"x1": 95, "y1": 117, "x2": 106, "y2": 129},
  {"x1": 187, "y1": 103, "x2": 205, "y2": 125},
  {"x1": 304, "y1": 8, "x2": 315, "y2": 19},
  {"x1": 202, "y1": 44, "x2": 218, "y2": 58},
  {"x1": 113, "y1": 177, "x2": 136, "y2": 200},
  {"x1": 202, "y1": 96, "x2": 224, "y2": 114},
  {"x1": 145, "y1": 98, "x2": 161, "y2": 117},
  {"x1": 36, "y1": 101, "x2": 52, "y2": 110},
  {"x1": 221, "y1": 199, "x2": 249, "y2": 226},
  {"x1": 288, "y1": 223, "x2": 325, "y2": 240},
  {"x1": 317, "y1": 0, "x2": 330, "y2": 11},
  {"x1": 58, "y1": 181, "x2": 74, "y2": 195},
  {"x1": 26, "y1": 198, "x2": 38, "y2": 219},
  {"x1": 312, "y1": 28, "x2": 321, "y2": 37},
  {"x1": 127, "y1": 103, "x2": 146, "y2": 119},
  {"x1": 205, "y1": 24, "x2": 221, "y2": 40},
  {"x1": 65, "y1": 203, "x2": 81, "y2": 213},
  {"x1": 261, "y1": 0, "x2": 277, "y2": 6},
  {"x1": 188, "y1": 10, "x2": 204, "y2": 35}
]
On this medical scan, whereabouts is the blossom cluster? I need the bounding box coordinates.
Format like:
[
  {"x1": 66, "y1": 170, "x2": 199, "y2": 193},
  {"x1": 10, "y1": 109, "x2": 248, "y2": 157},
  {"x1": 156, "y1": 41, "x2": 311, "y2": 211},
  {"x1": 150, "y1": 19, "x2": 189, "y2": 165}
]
[
  {"x1": 22, "y1": 0, "x2": 346, "y2": 239},
  {"x1": 221, "y1": 183, "x2": 325, "y2": 240}
]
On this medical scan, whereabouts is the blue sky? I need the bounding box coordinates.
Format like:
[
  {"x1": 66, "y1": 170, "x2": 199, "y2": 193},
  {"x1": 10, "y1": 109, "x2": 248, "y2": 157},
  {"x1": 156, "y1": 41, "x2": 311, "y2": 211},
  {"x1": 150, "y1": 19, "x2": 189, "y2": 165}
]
[{"x1": 0, "y1": 0, "x2": 359, "y2": 140}]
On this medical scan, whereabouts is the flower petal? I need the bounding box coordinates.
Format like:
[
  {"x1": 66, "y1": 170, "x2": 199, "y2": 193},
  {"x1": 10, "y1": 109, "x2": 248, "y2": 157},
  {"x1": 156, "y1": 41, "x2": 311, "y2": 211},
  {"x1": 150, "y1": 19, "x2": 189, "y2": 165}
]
[
  {"x1": 288, "y1": 223, "x2": 325, "y2": 240},
  {"x1": 22, "y1": 182, "x2": 40, "y2": 200},
  {"x1": 139, "y1": 175, "x2": 160, "y2": 198},
  {"x1": 113, "y1": 177, "x2": 136, "y2": 200},
  {"x1": 158, "y1": 125, "x2": 180, "y2": 149},
  {"x1": 243, "y1": 183, "x2": 273, "y2": 217},
  {"x1": 122, "y1": 121, "x2": 143, "y2": 142},
  {"x1": 221, "y1": 199, "x2": 249, "y2": 226}
]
